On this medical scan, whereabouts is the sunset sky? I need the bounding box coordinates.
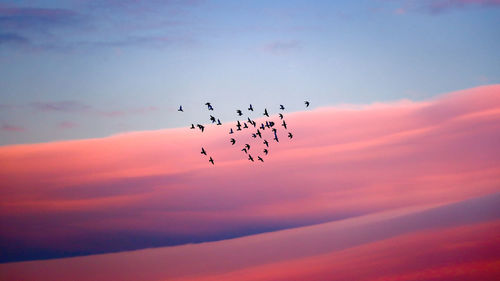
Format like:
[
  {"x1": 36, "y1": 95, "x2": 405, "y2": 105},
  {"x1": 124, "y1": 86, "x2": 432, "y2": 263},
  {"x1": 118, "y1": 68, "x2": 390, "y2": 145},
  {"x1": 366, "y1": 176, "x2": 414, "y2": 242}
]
[{"x1": 1, "y1": 1, "x2": 500, "y2": 281}]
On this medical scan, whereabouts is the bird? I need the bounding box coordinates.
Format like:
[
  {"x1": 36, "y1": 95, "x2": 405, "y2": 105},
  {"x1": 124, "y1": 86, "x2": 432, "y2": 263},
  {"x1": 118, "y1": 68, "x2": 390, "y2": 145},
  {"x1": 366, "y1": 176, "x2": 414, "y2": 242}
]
[
  {"x1": 229, "y1": 128, "x2": 234, "y2": 134},
  {"x1": 282, "y1": 120, "x2": 287, "y2": 129},
  {"x1": 243, "y1": 123, "x2": 248, "y2": 129},
  {"x1": 197, "y1": 124, "x2": 205, "y2": 132},
  {"x1": 210, "y1": 115, "x2": 216, "y2": 123},
  {"x1": 206, "y1": 102, "x2": 213, "y2": 110},
  {"x1": 263, "y1": 108, "x2": 269, "y2": 117},
  {"x1": 274, "y1": 136, "x2": 279, "y2": 142},
  {"x1": 178, "y1": 105, "x2": 183, "y2": 112},
  {"x1": 288, "y1": 132, "x2": 293, "y2": 139},
  {"x1": 269, "y1": 121, "x2": 275, "y2": 127},
  {"x1": 279, "y1": 113, "x2": 284, "y2": 120},
  {"x1": 263, "y1": 140, "x2": 269, "y2": 147},
  {"x1": 236, "y1": 120, "x2": 242, "y2": 131},
  {"x1": 256, "y1": 129, "x2": 262, "y2": 138},
  {"x1": 252, "y1": 133, "x2": 257, "y2": 138},
  {"x1": 245, "y1": 144, "x2": 250, "y2": 150},
  {"x1": 236, "y1": 109, "x2": 243, "y2": 116},
  {"x1": 248, "y1": 104, "x2": 254, "y2": 111},
  {"x1": 248, "y1": 155, "x2": 254, "y2": 162},
  {"x1": 230, "y1": 138, "x2": 236, "y2": 145},
  {"x1": 260, "y1": 123, "x2": 265, "y2": 130},
  {"x1": 201, "y1": 147, "x2": 207, "y2": 155},
  {"x1": 305, "y1": 101, "x2": 310, "y2": 107},
  {"x1": 190, "y1": 124, "x2": 195, "y2": 129},
  {"x1": 265, "y1": 121, "x2": 270, "y2": 128},
  {"x1": 272, "y1": 128, "x2": 277, "y2": 133},
  {"x1": 258, "y1": 156, "x2": 264, "y2": 162},
  {"x1": 263, "y1": 148, "x2": 268, "y2": 155},
  {"x1": 209, "y1": 157, "x2": 214, "y2": 165},
  {"x1": 217, "y1": 119, "x2": 222, "y2": 125},
  {"x1": 242, "y1": 148, "x2": 248, "y2": 154},
  {"x1": 280, "y1": 104, "x2": 285, "y2": 110}
]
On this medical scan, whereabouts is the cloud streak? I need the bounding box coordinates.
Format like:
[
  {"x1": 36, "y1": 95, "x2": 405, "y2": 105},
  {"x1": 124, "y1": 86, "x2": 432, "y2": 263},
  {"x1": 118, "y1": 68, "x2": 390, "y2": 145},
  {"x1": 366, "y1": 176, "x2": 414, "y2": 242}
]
[{"x1": 0, "y1": 85, "x2": 499, "y2": 262}]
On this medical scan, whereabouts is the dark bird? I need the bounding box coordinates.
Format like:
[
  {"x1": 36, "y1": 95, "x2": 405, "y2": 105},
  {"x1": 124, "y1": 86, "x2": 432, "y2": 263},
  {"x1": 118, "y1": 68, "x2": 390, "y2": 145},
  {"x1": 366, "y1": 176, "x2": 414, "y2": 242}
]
[
  {"x1": 247, "y1": 117, "x2": 253, "y2": 124},
  {"x1": 217, "y1": 119, "x2": 222, "y2": 125},
  {"x1": 209, "y1": 157, "x2": 214, "y2": 165},
  {"x1": 256, "y1": 129, "x2": 262, "y2": 138},
  {"x1": 243, "y1": 123, "x2": 248, "y2": 129},
  {"x1": 229, "y1": 128, "x2": 234, "y2": 134},
  {"x1": 178, "y1": 105, "x2": 183, "y2": 112},
  {"x1": 206, "y1": 102, "x2": 213, "y2": 110},
  {"x1": 230, "y1": 138, "x2": 236, "y2": 145},
  {"x1": 236, "y1": 109, "x2": 243, "y2": 116},
  {"x1": 245, "y1": 144, "x2": 250, "y2": 150},
  {"x1": 265, "y1": 121, "x2": 270, "y2": 128},
  {"x1": 263, "y1": 148, "x2": 268, "y2": 155},
  {"x1": 279, "y1": 113, "x2": 284, "y2": 120},
  {"x1": 305, "y1": 101, "x2": 310, "y2": 107},
  {"x1": 201, "y1": 147, "x2": 207, "y2": 155},
  {"x1": 190, "y1": 124, "x2": 195, "y2": 129},
  {"x1": 260, "y1": 123, "x2": 265, "y2": 130},
  {"x1": 252, "y1": 133, "x2": 257, "y2": 138},
  {"x1": 274, "y1": 136, "x2": 279, "y2": 142},
  {"x1": 251, "y1": 121, "x2": 256, "y2": 127},
  {"x1": 263, "y1": 139, "x2": 269, "y2": 147},
  {"x1": 282, "y1": 120, "x2": 287, "y2": 129},
  {"x1": 242, "y1": 148, "x2": 248, "y2": 154},
  {"x1": 263, "y1": 108, "x2": 269, "y2": 117},
  {"x1": 272, "y1": 128, "x2": 277, "y2": 133},
  {"x1": 236, "y1": 120, "x2": 242, "y2": 131},
  {"x1": 248, "y1": 155, "x2": 254, "y2": 162},
  {"x1": 288, "y1": 132, "x2": 293, "y2": 139},
  {"x1": 258, "y1": 156, "x2": 264, "y2": 162},
  {"x1": 269, "y1": 121, "x2": 275, "y2": 127},
  {"x1": 248, "y1": 104, "x2": 254, "y2": 111},
  {"x1": 197, "y1": 124, "x2": 205, "y2": 132},
  {"x1": 210, "y1": 115, "x2": 216, "y2": 123},
  {"x1": 280, "y1": 104, "x2": 285, "y2": 110}
]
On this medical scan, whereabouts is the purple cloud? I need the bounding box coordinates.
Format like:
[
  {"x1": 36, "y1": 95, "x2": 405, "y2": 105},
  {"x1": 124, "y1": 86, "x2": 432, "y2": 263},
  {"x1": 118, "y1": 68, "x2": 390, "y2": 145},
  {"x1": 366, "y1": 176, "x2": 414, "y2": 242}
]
[{"x1": 1, "y1": 123, "x2": 24, "y2": 132}]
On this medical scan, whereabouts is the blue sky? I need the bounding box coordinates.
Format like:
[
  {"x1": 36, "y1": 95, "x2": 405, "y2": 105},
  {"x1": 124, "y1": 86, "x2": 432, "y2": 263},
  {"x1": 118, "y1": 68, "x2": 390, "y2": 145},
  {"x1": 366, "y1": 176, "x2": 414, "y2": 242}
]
[{"x1": 1, "y1": 0, "x2": 499, "y2": 145}]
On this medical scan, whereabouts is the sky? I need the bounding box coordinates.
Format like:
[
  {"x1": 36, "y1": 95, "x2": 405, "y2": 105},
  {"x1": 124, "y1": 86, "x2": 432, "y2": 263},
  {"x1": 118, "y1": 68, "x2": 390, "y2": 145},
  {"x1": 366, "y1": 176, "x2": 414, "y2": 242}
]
[{"x1": 1, "y1": 0, "x2": 499, "y2": 145}]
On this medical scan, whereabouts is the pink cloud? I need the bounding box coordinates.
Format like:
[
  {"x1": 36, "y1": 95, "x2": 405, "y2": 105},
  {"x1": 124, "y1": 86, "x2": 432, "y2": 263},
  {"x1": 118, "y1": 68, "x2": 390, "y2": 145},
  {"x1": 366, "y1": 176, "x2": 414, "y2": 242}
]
[{"x1": 0, "y1": 85, "x2": 499, "y2": 262}]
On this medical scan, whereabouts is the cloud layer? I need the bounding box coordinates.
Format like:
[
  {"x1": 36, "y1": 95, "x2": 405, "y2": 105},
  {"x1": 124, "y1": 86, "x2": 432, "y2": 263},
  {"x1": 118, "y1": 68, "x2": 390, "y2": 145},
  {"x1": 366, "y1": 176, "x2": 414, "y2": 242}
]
[{"x1": 0, "y1": 85, "x2": 499, "y2": 263}]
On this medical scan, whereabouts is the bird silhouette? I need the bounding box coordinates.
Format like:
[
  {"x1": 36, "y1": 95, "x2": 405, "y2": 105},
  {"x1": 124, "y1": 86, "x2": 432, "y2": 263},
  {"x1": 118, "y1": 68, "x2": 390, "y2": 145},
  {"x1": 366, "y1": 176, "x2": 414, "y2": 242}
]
[
  {"x1": 201, "y1": 147, "x2": 207, "y2": 155},
  {"x1": 236, "y1": 120, "x2": 242, "y2": 131},
  {"x1": 197, "y1": 124, "x2": 205, "y2": 132},
  {"x1": 243, "y1": 123, "x2": 248, "y2": 129},
  {"x1": 236, "y1": 109, "x2": 243, "y2": 116},
  {"x1": 252, "y1": 133, "x2": 257, "y2": 138},
  {"x1": 272, "y1": 128, "x2": 277, "y2": 133},
  {"x1": 274, "y1": 136, "x2": 279, "y2": 142},
  {"x1": 217, "y1": 119, "x2": 222, "y2": 125},
  {"x1": 206, "y1": 102, "x2": 214, "y2": 110},
  {"x1": 263, "y1": 108, "x2": 269, "y2": 117},
  {"x1": 258, "y1": 156, "x2": 264, "y2": 162},
  {"x1": 305, "y1": 101, "x2": 310, "y2": 107},
  {"x1": 269, "y1": 121, "x2": 275, "y2": 127},
  {"x1": 178, "y1": 105, "x2": 183, "y2": 112},
  {"x1": 282, "y1": 120, "x2": 287, "y2": 129},
  {"x1": 248, "y1": 155, "x2": 254, "y2": 162},
  {"x1": 263, "y1": 148, "x2": 268, "y2": 155},
  {"x1": 245, "y1": 144, "x2": 250, "y2": 150},
  {"x1": 190, "y1": 124, "x2": 195, "y2": 129},
  {"x1": 280, "y1": 104, "x2": 285, "y2": 110},
  {"x1": 263, "y1": 140, "x2": 269, "y2": 147},
  {"x1": 242, "y1": 148, "x2": 248, "y2": 154},
  {"x1": 265, "y1": 121, "x2": 270, "y2": 128},
  {"x1": 256, "y1": 129, "x2": 262, "y2": 138},
  {"x1": 230, "y1": 138, "x2": 236, "y2": 145},
  {"x1": 248, "y1": 104, "x2": 254, "y2": 111},
  {"x1": 288, "y1": 132, "x2": 293, "y2": 139},
  {"x1": 209, "y1": 157, "x2": 214, "y2": 165},
  {"x1": 279, "y1": 113, "x2": 284, "y2": 120},
  {"x1": 260, "y1": 123, "x2": 265, "y2": 130},
  {"x1": 229, "y1": 128, "x2": 234, "y2": 134},
  {"x1": 210, "y1": 115, "x2": 216, "y2": 123}
]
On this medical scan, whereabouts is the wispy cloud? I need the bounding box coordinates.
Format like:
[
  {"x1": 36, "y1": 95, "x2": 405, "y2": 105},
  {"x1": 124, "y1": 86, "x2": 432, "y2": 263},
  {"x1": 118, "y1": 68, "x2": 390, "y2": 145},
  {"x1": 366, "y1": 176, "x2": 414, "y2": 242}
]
[
  {"x1": 1, "y1": 123, "x2": 24, "y2": 132},
  {"x1": 30, "y1": 101, "x2": 91, "y2": 112},
  {"x1": 57, "y1": 121, "x2": 78, "y2": 129}
]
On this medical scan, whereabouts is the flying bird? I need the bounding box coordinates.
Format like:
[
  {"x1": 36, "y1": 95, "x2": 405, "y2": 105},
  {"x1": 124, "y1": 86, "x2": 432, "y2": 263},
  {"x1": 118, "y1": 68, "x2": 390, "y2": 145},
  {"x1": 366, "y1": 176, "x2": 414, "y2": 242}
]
[
  {"x1": 230, "y1": 138, "x2": 236, "y2": 145},
  {"x1": 245, "y1": 144, "x2": 250, "y2": 150},
  {"x1": 190, "y1": 124, "x2": 195, "y2": 129},
  {"x1": 236, "y1": 120, "x2": 242, "y2": 131},
  {"x1": 279, "y1": 113, "x2": 284, "y2": 120},
  {"x1": 242, "y1": 148, "x2": 248, "y2": 154},
  {"x1": 258, "y1": 156, "x2": 264, "y2": 162},
  {"x1": 178, "y1": 105, "x2": 183, "y2": 112},
  {"x1": 274, "y1": 136, "x2": 279, "y2": 142},
  {"x1": 243, "y1": 123, "x2": 248, "y2": 129},
  {"x1": 263, "y1": 108, "x2": 269, "y2": 117},
  {"x1": 263, "y1": 140, "x2": 269, "y2": 147},
  {"x1": 263, "y1": 148, "x2": 268, "y2": 155},
  {"x1": 209, "y1": 157, "x2": 214, "y2": 165},
  {"x1": 288, "y1": 132, "x2": 293, "y2": 139},
  {"x1": 256, "y1": 129, "x2": 262, "y2": 138},
  {"x1": 210, "y1": 115, "x2": 216, "y2": 123},
  {"x1": 305, "y1": 101, "x2": 310, "y2": 107},
  {"x1": 260, "y1": 123, "x2": 266, "y2": 130},
  {"x1": 236, "y1": 109, "x2": 243, "y2": 116},
  {"x1": 252, "y1": 133, "x2": 257, "y2": 138},
  {"x1": 197, "y1": 124, "x2": 205, "y2": 132},
  {"x1": 279, "y1": 104, "x2": 285, "y2": 110},
  {"x1": 229, "y1": 128, "x2": 234, "y2": 134},
  {"x1": 248, "y1": 104, "x2": 254, "y2": 111},
  {"x1": 269, "y1": 121, "x2": 275, "y2": 127},
  {"x1": 206, "y1": 102, "x2": 213, "y2": 110},
  {"x1": 282, "y1": 120, "x2": 287, "y2": 129},
  {"x1": 201, "y1": 147, "x2": 207, "y2": 155},
  {"x1": 217, "y1": 119, "x2": 222, "y2": 125},
  {"x1": 248, "y1": 155, "x2": 254, "y2": 162}
]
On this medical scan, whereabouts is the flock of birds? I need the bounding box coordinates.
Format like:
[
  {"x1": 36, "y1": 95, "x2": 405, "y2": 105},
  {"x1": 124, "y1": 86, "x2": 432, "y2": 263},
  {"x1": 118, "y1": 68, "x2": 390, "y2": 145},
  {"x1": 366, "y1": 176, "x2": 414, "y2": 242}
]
[{"x1": 178, "y1": 101, "x2": 310, "y2": 165}]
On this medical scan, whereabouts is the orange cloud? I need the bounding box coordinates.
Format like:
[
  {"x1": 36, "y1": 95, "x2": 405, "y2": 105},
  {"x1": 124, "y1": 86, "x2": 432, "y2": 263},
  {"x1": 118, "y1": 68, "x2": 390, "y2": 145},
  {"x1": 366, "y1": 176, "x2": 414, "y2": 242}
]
[{"x1": 0, "y1": 85, "x2": 499, "y2": 262}]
